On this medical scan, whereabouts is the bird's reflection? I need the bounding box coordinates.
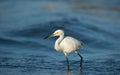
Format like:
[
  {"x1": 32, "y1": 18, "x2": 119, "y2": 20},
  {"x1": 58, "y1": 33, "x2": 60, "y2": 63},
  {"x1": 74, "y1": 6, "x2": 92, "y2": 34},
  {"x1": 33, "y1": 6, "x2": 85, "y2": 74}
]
[
  {"x1": 64, "y1": 71, "x2": 73, "y2": 75},
  {"x1": 64, "y1": 69, "x2": 82, "y2": 75}
]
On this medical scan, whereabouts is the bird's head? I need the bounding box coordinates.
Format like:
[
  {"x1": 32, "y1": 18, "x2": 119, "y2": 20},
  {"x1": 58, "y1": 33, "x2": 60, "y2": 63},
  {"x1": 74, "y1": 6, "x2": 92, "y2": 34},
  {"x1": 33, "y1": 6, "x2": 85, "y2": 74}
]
[
  {"x1": 44, "y1": 29, "x2": 64, "y2": 39},
  {"x1": 50, "y1": 29, "x2": 64, "y2": 37}
]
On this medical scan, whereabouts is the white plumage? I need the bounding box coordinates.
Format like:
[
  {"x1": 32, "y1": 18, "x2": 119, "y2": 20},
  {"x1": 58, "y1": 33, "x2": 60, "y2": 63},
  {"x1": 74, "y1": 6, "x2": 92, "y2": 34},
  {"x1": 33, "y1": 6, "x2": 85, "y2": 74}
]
[
  {"x1": 58, "y1": 36, "x2": 82, "y2": 53},
  {"x1": 49, "y1": 29, "x2": 83, "y2": 70}
]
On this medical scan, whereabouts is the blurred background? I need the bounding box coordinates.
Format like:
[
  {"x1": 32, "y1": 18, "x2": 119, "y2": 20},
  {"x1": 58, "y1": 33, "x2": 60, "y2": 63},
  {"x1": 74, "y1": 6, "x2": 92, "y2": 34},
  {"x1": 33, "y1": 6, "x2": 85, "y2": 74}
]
[{"x1": 0, "y1": 0, "x2": 120, "y2": 75}]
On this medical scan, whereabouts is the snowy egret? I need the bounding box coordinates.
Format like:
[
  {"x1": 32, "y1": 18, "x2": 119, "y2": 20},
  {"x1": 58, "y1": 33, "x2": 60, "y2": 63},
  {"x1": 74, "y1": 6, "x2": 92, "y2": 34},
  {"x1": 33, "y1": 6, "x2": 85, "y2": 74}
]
[{"x1": 47, "y1": 29, "x2": 83, "y2": 70}]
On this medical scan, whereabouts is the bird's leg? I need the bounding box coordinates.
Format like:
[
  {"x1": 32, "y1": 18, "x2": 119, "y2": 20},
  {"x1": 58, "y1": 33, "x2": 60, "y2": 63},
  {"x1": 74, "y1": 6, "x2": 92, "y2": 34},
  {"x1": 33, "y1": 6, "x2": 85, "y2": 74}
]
[
  {"x1": 64, "y1": 53, "x2": 70, "y2": 70},
  {"x1": 66, "y1": 56, "x2": 70, "y2": 70},
  {"x1": 75, "y1": 51, "x2": 83, "y2": 69}
]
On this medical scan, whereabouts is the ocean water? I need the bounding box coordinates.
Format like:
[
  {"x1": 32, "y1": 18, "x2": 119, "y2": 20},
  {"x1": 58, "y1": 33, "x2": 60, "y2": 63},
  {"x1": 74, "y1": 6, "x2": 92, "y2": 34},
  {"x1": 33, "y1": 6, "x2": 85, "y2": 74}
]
[{"x1": 0, "y1": 0, "x2": 120, "y2": 75}]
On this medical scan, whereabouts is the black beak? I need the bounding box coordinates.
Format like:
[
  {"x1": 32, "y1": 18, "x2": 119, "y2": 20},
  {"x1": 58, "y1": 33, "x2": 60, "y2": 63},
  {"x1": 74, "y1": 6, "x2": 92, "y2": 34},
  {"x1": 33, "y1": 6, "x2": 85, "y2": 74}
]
[
  {"x1": 44, "y1": 34, "x2": 54, "y2": 39},
  {"x1": 44, "y1": 35, "x2": 49, "y2": 39}
]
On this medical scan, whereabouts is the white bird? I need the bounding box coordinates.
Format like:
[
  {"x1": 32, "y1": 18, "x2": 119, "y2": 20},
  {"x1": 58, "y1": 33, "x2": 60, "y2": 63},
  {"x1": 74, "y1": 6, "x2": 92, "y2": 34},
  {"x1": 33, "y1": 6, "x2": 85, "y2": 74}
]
[{"x1": 47, "y1": 29, "x2": 83, "y2": 70}]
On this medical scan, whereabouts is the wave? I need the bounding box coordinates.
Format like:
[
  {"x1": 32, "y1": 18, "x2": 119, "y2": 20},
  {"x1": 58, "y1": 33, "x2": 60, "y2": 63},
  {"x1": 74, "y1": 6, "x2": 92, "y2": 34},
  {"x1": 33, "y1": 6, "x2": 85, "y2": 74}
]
[
  {"x1": 0, "y1": 17, "x2": 118, "y2": 51},
  {"x1": 0, "y1": 36, "x2": 22, "y2": 44}
]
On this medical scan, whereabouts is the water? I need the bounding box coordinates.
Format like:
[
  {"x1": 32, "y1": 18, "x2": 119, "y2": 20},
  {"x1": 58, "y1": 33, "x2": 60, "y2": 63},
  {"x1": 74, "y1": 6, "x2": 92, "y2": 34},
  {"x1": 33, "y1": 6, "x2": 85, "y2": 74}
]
[{"x1": 0, "y1": 0, "x2": 120, "y2": 75}]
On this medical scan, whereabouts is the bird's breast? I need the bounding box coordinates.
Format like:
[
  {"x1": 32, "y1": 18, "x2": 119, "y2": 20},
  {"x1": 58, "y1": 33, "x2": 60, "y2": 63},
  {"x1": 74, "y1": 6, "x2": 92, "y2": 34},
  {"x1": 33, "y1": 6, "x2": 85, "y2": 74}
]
[
  {"x1": 54, "y1": 40, "x2": 63, "y2": 52},
  {"x1": 54, "y1": 45, "x2": 63, "y2": 52}
]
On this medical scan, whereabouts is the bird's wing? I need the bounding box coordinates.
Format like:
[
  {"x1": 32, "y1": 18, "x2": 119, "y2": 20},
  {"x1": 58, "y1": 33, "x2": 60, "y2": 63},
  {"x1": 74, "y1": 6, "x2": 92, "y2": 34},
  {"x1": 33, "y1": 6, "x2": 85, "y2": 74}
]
[{"x1": 60, "y1": 36, "x2": 82, "y2": 53}]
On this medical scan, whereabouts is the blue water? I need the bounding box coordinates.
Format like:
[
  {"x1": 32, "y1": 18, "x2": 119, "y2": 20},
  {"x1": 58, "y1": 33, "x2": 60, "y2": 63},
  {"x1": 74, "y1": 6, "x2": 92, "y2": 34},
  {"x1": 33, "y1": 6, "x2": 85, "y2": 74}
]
[{"x1": 0, "y1": 0, "x2": 120, "y2": 75}]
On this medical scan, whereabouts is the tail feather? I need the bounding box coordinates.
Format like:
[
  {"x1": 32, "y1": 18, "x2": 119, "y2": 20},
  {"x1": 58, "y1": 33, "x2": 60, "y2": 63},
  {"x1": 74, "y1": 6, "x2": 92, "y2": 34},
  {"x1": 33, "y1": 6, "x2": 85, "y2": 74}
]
[{"x1": 79, "y1": 41, "x2": 83, "y2": 48}]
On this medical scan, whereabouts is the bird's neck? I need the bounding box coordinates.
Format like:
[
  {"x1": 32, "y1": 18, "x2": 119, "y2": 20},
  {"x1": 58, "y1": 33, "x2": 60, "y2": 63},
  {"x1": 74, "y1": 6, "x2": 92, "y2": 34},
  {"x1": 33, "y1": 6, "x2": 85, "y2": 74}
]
[
  {"x1": 55, "y1": 34, "x2": 64, "y2": 51},
  {"x1": 57, "y1": 34, "x2": 64, "y2": 44}
]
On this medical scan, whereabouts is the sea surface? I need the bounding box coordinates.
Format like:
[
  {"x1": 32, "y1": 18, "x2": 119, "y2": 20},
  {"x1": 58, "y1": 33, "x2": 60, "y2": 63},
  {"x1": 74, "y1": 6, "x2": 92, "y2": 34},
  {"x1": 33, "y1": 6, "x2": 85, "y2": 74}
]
[{"x1": 0, "y1": 0, "x2": 120, "y2": 75}]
